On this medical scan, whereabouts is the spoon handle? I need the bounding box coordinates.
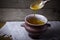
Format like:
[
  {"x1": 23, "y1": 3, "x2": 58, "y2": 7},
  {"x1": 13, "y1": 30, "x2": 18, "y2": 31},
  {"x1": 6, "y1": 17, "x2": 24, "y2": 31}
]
[{"x1": 39, "y1": 0, "x2": 50, "y2": 5}]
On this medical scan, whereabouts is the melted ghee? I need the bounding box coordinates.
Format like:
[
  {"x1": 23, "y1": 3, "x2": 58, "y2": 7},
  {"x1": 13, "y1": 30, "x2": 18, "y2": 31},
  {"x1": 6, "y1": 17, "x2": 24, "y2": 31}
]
[
  {"x1": 27, "y1": 17, "x2": 44, "y2": 25},
  {"x1": 30, "y1": 3, "x2": 43, "y2": 11}
]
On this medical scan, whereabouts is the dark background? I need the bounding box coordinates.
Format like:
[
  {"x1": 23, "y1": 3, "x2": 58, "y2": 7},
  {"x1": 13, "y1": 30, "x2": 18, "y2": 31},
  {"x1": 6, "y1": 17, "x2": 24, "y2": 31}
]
[
  {"x1": 0, "y1": 0, "x2": 60, "y2": 21},
  {"x1": 0, "y1": 0, "x2": 60, "y2": 9}
]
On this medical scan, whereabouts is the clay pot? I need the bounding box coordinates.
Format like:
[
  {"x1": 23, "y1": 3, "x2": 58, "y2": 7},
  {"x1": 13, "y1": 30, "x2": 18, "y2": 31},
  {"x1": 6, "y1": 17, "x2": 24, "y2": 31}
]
[
  {"x1": 24, "y1": 23, "x2": 50, "y2": 39},
  {"x1": 22, "y1": 14, "x2": 50, "y2": 39}
]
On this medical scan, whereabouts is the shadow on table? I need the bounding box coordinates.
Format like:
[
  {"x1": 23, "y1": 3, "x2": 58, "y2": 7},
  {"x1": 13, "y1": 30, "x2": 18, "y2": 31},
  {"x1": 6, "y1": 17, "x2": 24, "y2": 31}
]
[{"x1": 38, "y1": 29, "x2": 60, "y2": 40}]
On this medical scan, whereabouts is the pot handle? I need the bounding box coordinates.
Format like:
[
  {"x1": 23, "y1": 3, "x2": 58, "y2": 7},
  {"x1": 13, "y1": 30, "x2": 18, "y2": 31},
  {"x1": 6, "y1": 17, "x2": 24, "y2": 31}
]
[{"x1": 46, "y1": 22, "x2": 51, "y2": 27}]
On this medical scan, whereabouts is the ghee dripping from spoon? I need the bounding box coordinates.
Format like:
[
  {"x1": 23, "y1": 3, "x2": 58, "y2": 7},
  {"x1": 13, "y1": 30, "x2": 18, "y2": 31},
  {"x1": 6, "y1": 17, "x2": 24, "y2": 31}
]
[{"x1": 30, "y1": 0, "x2": 49, "y2": 16}]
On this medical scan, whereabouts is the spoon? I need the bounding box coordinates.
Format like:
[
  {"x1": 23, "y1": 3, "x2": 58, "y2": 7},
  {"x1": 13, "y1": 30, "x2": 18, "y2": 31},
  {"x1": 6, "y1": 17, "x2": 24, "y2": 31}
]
[{"x1": 30, "y1": 0, "x2": 50, "y2": 11}]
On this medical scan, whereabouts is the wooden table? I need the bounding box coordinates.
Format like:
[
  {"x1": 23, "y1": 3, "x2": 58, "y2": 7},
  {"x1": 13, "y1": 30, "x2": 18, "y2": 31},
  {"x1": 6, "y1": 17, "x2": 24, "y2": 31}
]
[{"x1": 0, "y1": 21, "x2": 60, "y2": 40}]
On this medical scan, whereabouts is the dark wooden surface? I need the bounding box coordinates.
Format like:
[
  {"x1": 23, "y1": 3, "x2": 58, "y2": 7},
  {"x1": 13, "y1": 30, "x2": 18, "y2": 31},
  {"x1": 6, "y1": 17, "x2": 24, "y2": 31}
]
[{"x1": 0, "y1": 21, "x2": 60, "y2": 40}]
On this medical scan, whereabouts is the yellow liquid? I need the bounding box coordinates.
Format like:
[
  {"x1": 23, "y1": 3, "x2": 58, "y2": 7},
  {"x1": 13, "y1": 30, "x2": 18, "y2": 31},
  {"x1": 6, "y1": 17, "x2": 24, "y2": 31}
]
[
  {"x1": 27, "y1": 17, "x2": 44, "y2": 25},
  {"x1": 30, "y1": 3, "x2": 43, "y2": 11},
  {"x1": 0, "y1": 22, "x2": 5, "y2": 28},
  {"x1": 29, "y1": 1, "x2": 44, "y2": 25}
]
